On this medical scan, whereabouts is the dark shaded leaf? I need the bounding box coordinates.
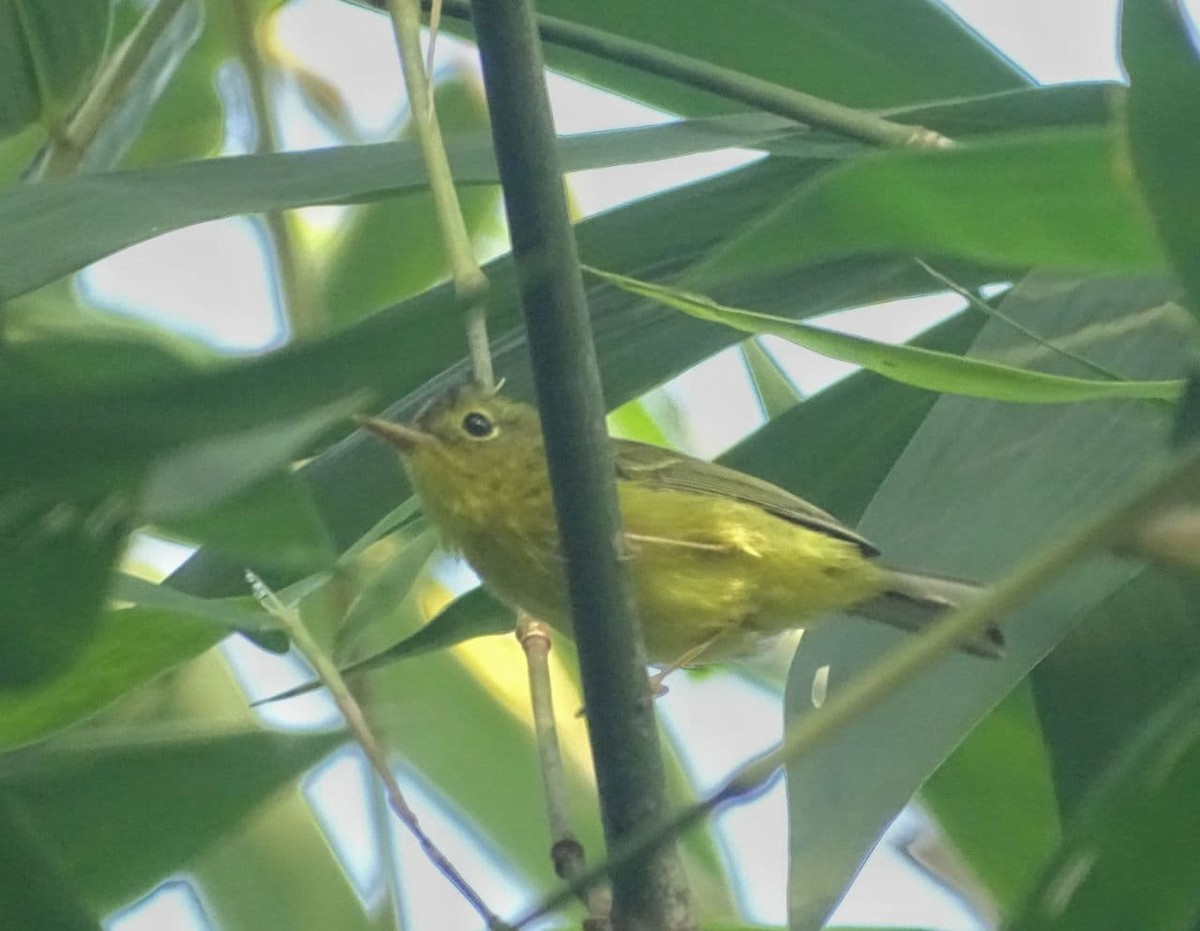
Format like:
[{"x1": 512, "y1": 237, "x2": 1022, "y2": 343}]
[
  {"x1": 921, "y1": 682, "x2": 1060, "y2": 914},
  {"x1": 0, "y1": 798, "x2": 102, "y2": 931},
  {"x1": 1032, "y1": 566, "x2": 1200, "y2": 815},
  {"x1": 0, "y1": 607, "x2": 222, "y2": 751},
  {"x1": 0, "y1": 0, "x2": 110, "y2": 139},
  {"x1": 1007, "y1": 671, "x2": 1200, "y2": 931},
  {"x1": 1121, "y1": 0, "x2": 1200, "y2": 321},
  {"x1": 0, "y1": 728, "x2": 343, "y2": 912},
  {"x1": 0, "y1": 491, "x2": 131, "y2": 685}
]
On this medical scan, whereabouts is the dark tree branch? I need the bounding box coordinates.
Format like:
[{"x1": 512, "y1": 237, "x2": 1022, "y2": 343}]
[{"x1": 466, "y1": 1, "x2": 695, "y2": 929}]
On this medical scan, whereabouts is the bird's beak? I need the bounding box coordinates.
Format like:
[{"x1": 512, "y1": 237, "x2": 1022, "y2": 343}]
[{"x1": 355, "y1": 415, "x2": 434, "y2": 454}]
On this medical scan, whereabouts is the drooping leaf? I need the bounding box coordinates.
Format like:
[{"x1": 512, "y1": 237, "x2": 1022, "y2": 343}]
[{"x1": 589, "y1": 267, "x2": 1179, "y2": 404}]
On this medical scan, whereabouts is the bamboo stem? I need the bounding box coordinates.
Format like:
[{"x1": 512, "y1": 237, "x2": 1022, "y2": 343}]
[
  {"x1": 386, "y1": 0, "x2": 494, "y2": 388},
  {"x1": 467, "y1": 0, "x2": 695, "y2": 927}
]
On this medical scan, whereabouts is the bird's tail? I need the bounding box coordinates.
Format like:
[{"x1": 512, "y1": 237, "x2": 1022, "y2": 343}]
[{"x1": 853, "y1": 569, "x2": 1005, "y2": 659}]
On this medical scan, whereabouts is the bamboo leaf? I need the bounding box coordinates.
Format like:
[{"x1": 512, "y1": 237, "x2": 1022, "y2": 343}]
[{"x1": 589, "y1": 267, "x2": 1180, "y2": 404}]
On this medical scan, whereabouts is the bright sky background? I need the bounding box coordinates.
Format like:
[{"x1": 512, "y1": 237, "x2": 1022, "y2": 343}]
[{"x1": 101, "y1": 1, "x2": 1200, "y2": 930}]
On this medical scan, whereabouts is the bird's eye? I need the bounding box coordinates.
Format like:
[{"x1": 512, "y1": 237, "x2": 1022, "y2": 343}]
[{"x1": 461, "y1": 411, "x2": 496, "y2": 439}]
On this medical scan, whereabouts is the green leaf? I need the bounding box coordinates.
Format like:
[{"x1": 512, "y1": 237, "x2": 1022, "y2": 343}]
[
  {"x1": 741, "y1": 339, "x2": 803, "y2": 418},
  {"x1": 589, "y1": 267, "x2": 1180, "y2": 404},
  {"x1": 335, "y1": 529, "x2": 438, "y2": 654},
  {"x1": 0, "y1": 0, "x2": 110, "y2": 139},
  {"x1": 698, "y1": 128, "x2": 1166, "y2": 287},
  {"x1": 0, "y1": 491, "x2": 131, "y2": 686},
  {"x1": 142, "y1": 394, "x2": 367, "y2": 521},
  {"x1": 112, "y1": 573, "x2": 282, "y2": 638},
  {"x1": 156, "y1": 469, "x2": 338, "y2": 576},
  {"x1": 721, "y1": 311, "x2": 986, "y2": 527},
  {"x1": 0, "y1": 799, "x2": 102, "y2": 931},
  {"x1": 784, "y1": 272, "x2": 1190, "y2": 931},
  {"x1": 1006, "y1": 671, "x2": 1200, "y2": 931},
  {"x1": 474, "y1": 0, "x2": 1025, "y2": 116},
  {"x1": 0, "y1": 112, "x2": 796, "y2": 302},
  {"x1": 259, "y1": 585, "x2": 515, "y2": 705},
  {"x1": 1032, "y1": 566, "x2": 1200, "y2": 815},
  {"x1": 1121, "y1": 0, "x2": 1200, "y2": 321},
  {"x1": 921, "y1": 682, "x2": 1060, "y2": 914},
  {"x1": 0, "y1": 607, "x2": 222, "y2": 752},
  {"x1": 1, "y1": 728, "x2": 343, "y2": 912},
  {"x1": 189, "y1": 783, "x2": 377, "y2": 931}
]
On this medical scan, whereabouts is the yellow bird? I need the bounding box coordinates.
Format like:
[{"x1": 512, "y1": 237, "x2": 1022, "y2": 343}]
[{"x1": 361, "y1": 382, "x2": 1003, "y2": 668}]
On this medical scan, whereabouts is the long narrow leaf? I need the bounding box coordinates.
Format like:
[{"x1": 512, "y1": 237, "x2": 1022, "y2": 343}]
[
  {"x1": 588, "y1": 267, "x2": 1180, "y2": 404},
  {"x1": 0, "y1": 113, "x2": 796, "y2": 301}
]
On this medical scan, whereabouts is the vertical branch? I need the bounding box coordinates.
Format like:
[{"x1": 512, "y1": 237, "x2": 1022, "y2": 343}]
[
  {"x1": 516, "y1": 615, "x2": 612, "y2": 928},
  {"x1": 229, "y1": 0, "x2": 322, "y2": 339},
  {"x1": 467, "y1": 3, "x2": 695, "y2": 930},
  {"x1": 386, "y1": 0, "x2": 493, "y2": 388}
]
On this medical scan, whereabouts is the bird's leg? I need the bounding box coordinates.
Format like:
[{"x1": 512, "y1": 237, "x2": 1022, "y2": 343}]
[{"x1": 648, "y1": 627, "x2": 733, "y2": 696}]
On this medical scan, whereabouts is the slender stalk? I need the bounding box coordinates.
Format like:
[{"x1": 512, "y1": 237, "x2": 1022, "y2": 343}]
[
  {"x1": 229, "y1": 0, "x2": 322, "y2": 339},
  {"x1": 35, "y1": 0, "x2": 191, "y2": 178},
  {"x1": 386, "y1": 0, "x2": 493, "y2": 388},
  {"x1": 363, "y1": 0, "x2": 951, "y2": 149},
  {"x1": 914, "y1": 258, "x2": 1124, "y2": 381},
  {"x1": 514, "y1": 445, "x2": 1200, "y2": 927},
  {"x1": 516, "y1": 615, "x2": 612, "y2": 928},
  {"x1": 467, "y1": 2, "x2": 695, "y2": 929},
  {"x1": 245, "y1": 572, "x2": 512, "y2": 931}
]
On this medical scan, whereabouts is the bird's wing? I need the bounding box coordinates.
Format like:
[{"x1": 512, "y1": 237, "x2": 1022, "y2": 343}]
[{"x1": 613, "y1": 439, "x2": 880, "y2": 556}]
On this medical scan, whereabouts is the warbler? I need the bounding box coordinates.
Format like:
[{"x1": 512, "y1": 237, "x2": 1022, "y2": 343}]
[{"x1": 360, "y1": 382, "x2": 1003, "y2": 667}]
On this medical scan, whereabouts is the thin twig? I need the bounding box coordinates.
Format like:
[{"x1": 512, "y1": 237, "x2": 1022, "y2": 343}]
[
  {"x1": 386, "y1": 0, "x2": 494, "y2": 389},
  {"x1": 512, "y1": 445, "x2": 1200, "y2": 927},
  {"x1": 229, "y1": 0, "x2": 322, "y2": 339},
  {"x1": 915, "y1": 259, "x2": 1124, "y2": 381},
  {"x1": 34, "y1": 0, "x2": 192, "y2": 178},
  {"x1": 516, "y1": 614, "x2": 612, "y2": 928},
  {"x1": 366, "y1": 0, "x2": 953, "y2": 150},
  {"x1": 246, "y1": 571, "x2": 513, "y2": 931}
]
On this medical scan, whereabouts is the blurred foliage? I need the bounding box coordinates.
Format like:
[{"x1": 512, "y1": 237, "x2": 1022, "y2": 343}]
[{"x1": 1, "y1": 1, "x2": 1199, "y2": 930}]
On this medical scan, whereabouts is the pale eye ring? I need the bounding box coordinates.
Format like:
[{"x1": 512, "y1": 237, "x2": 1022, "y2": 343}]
[{"x1": 462, "y1": 411, "x2": 496, "y2": 439}]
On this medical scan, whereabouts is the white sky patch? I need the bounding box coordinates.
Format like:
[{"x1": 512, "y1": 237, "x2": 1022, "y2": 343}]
[{"x1": 83, "y1": 218, "x2": 285, "y2": 352}]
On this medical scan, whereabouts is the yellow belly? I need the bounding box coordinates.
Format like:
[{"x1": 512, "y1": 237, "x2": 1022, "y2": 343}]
[{"x1": 452, "y1": 483, "x2": 887, "y2": 666}]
